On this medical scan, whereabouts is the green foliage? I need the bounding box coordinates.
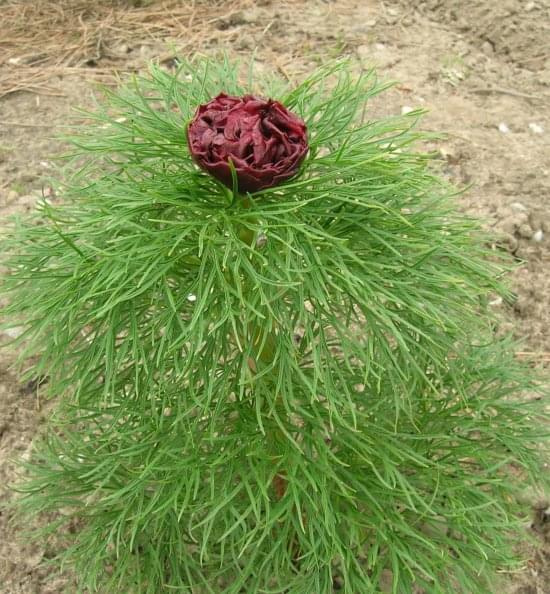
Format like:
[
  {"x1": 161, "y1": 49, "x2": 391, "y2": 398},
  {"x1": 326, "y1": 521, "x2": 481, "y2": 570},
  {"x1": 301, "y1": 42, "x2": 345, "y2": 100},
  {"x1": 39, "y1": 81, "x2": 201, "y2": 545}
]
[{"x1": 2, "y1": 58, "x2": 548, "y2": 593}]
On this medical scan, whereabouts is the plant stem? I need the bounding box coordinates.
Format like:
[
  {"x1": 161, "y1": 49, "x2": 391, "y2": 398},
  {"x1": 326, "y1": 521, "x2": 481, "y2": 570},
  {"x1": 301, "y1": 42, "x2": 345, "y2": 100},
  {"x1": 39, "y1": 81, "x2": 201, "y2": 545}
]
[{"x1": 237, "y1": 194, "x2": 289, "y2": 500}]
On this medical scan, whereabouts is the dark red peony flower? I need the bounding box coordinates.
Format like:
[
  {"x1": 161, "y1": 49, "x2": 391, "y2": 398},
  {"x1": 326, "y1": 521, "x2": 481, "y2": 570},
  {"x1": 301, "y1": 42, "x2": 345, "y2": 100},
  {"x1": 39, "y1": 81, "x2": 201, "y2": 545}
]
[{"x1": 187, "y1": 93, "x2": 308, "y2": 193}]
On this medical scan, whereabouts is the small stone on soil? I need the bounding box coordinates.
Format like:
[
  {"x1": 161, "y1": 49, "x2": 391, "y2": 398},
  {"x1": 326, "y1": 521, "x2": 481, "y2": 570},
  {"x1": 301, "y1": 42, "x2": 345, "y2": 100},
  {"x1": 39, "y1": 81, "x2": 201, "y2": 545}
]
[
  {"x1": 518, "y1": 223, "x2": 534, "y2": 239},
  {"x1": 510, "y1": 202, "x2": 528, "y2": 212},
  {"x1": 528, "y1": 122, "x2": 544, "y2": 134},
  {"x1": 5, "y1": 190, "x2": 18, "y2": 204}
]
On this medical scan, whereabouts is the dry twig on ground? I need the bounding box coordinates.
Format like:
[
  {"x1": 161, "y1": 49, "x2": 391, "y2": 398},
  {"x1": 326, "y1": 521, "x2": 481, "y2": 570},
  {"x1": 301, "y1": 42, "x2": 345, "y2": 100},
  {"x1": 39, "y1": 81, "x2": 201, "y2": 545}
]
[{"x1": 0, "y1": 0, "x2": 257, "y2": 97}]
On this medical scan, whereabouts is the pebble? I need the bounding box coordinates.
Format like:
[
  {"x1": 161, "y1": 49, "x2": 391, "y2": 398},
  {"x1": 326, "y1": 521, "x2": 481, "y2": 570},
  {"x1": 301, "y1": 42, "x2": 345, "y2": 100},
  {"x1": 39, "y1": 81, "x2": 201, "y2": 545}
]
[
  {"x1": 5, "y1": 190, "x2": 18, "y2": 204},
  {"x1": 528, "y1": 122, "x2": 544, "y2": 134},
  {"x1": 498, "y1": 122, "x2": 510, "y2": 134},
  {"x1": 532, "y1": 229, "x2": 544, "y2": 242},
  {"x1": 401, "y1": 105, "x2": 414, "y2": 115},
  {"x1": 525, "y1": 1, "x2": 536, "y2": 11},
  {"x1": 518, "y1": 223, "x2": 534, "y2": 239},
  {"x1": 510, "y1": 202, "x2": 527, "y2": 212},
  {"x1": 4, "y1": 326, "x2": 24, "y2": 338}
]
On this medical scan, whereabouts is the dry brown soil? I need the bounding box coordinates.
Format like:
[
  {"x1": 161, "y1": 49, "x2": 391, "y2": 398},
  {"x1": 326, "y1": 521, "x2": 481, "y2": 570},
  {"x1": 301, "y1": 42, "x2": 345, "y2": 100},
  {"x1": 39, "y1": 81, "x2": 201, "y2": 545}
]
[{"x1": 1, "y1": 1, "x2": 549, "y2": 593}]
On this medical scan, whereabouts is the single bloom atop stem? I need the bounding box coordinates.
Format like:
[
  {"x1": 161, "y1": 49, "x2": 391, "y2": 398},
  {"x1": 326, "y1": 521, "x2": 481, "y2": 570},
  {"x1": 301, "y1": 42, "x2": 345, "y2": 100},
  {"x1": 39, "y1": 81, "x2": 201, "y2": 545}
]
[{"x1": 187, "y1": 93, "x2": 308, "y2": 193}]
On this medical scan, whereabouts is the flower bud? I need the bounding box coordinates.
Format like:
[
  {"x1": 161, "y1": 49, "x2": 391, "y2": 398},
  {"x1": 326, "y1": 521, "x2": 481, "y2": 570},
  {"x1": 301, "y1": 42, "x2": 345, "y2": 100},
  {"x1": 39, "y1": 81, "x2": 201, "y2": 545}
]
[{"x1": 187, "y1": 93, "x2": 308, "y2": 193}]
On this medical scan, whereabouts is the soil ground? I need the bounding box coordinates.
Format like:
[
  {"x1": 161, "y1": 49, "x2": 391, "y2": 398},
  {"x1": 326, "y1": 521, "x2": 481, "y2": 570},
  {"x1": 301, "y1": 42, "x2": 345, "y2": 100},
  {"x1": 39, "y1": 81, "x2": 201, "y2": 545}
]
[{"x1": 1, "y1": 1, "x2": 549, "y2": 592}]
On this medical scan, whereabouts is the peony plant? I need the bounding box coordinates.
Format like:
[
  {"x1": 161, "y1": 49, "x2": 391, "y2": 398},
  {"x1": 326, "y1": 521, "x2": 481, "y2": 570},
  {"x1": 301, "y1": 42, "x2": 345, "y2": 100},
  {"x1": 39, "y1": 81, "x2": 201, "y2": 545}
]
[{"x1": 1, "y1": 58, "x2": 549, "y2": 594}]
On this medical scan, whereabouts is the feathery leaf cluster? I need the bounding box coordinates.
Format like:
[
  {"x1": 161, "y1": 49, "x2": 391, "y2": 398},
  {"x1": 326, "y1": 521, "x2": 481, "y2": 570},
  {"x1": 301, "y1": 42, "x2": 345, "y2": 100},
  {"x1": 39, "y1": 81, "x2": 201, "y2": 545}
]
[{"x1": 1, "y1": 58, "x2": 548, "y2": 593}]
